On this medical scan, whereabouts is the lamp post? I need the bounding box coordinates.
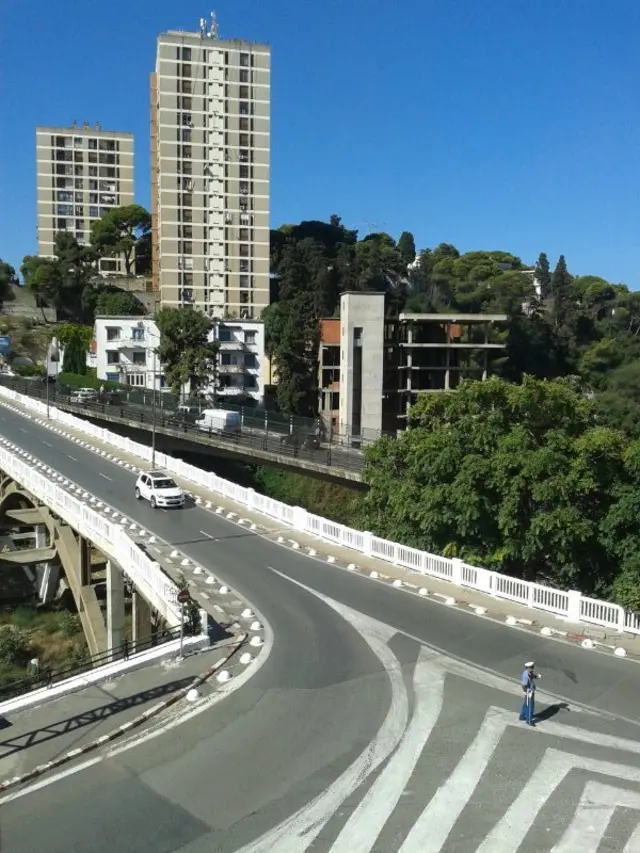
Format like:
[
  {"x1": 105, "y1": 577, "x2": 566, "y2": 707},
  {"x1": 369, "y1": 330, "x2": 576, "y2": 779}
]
[
  {"x1": 46, "y1": 341, "x2": 60, "y2": 420},
  {"x1": 151, "y1": 345, "x2": 157, "y2": 468}
]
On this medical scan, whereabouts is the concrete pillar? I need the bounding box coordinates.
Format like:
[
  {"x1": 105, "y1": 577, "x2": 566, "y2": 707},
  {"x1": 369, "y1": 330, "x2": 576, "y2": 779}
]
[
  {"x1": 106, "y1": 560, "x2": 125, "y2": 658},
  {"x1": 79, "y1": 535, "x2": 91, "y2": 587},
  {"x1": 34, "y1": 523, "x2": 48, "y2": 549},
  {"x1": 132, "y1": 591, "x2": 152, "y2": 652}
]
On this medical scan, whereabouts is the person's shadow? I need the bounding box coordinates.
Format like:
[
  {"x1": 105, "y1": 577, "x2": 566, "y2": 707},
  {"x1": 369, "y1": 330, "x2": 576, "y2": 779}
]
[{"x1": 536, "y1": 701, "x2": 570, "y2": 722}]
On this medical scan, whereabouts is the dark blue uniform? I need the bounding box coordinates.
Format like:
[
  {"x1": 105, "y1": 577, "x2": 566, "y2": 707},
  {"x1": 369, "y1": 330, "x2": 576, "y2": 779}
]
[{"x1": 519, "y1": 667, "x2": 537, "y2": 725}]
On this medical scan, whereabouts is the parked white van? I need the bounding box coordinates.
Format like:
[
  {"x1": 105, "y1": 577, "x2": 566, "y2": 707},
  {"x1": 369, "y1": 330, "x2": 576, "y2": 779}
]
[{"x1": 195, "y1": 409, "x2": 241, "y2": 435}]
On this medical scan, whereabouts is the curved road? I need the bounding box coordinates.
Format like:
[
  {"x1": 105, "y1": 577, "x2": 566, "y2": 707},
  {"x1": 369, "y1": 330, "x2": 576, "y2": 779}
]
[{"x1": 1, "y1": 404, "x2": 640, "y2": 853}]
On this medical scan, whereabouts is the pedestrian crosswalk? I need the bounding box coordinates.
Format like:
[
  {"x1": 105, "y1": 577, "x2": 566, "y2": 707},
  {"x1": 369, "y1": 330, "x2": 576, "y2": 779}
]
[{"x1": 236, "y1": 577, "x2": 640, "y2": 853}]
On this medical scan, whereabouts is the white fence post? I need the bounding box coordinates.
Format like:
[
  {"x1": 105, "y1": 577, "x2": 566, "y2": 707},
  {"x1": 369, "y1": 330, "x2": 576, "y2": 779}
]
[
  {"x1": 566, "y1": 590, "x2": 582, "y2": 623},
  {"x1": 451, "y1": 558, "x2": 463, "y2": 586}
]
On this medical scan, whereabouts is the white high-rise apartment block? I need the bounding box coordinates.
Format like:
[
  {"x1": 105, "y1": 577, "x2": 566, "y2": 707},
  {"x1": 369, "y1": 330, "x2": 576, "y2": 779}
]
[
  {"x1": 36, "y1": 121, "x2": 134, "y2": 274},
  {"x1": 151, "y1": 14, "x2": 271, "y2": 319}
]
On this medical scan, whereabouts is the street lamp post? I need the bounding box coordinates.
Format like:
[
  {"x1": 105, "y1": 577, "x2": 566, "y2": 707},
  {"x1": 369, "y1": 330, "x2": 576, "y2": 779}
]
[{"x1": 151, "y1": 346, "x2": 157, "y2": 469}]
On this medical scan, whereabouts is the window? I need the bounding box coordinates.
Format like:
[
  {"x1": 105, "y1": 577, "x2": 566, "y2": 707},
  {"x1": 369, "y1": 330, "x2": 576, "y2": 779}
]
[
  {"x1": 239, "y1": 69, "x2": 249, "y2": 83},
  {"x1": 75, "y1": 206, "x2": 84, "y2": 216},
  {"x1": 179, "y1": 225, "x2": 193, "y2": 239},
  {"x1": 240, "y1": 52, "x2": 249, "y2": 67},
  {"x1": 88, "y1": 152, "x2": 98, "y2": 163},
  {"x1": 106, "y1": 327, "x2": 121, "y2": 341},
  {"x1": 182, "y1": 47, "x2": 192, "y2": 61},
  {"x1": 179, "y1": 96, "x2": 192, "y2": 110},
  {"x1": 99, "y1": 139, "x2": 116, "y2": 151},
  {"x1": 181, "y1": 127, "x2": 192, "y2": 143},
  {"x1": 181, "y1": 145, "x2": 192, "y2": 159},
  {"x1": 132, "y1": 327, "x2": 145, "y2": 341},
  {"x1": 181, "y1": 64, "x2": 192, "y2": 78},
  {"x1": 244, "y1": 330, "x2": 257, "y2": 344},
  {"x1": 88, "y1": 139, "x2": 97, "y2": 149},
  {"x1": 181, "y1": 79, "x2": 192, "y2": 94},
  {"x1": 74, "y1": 137, "x2": 83, "y2": 148},
  {"x1": 239, "y1": 86, "x2": 250, "y2": 100},
  {"x1": 106, "y1": 373, "x2": 119, "y2": 383},
  {"x1": 218, "y1": 328, "x2": 232, "y2": 342},
  {"x1": 239, "y1": 165, "x2": 249, "y2": 179},
  {"x1": 99, "y1": 153, "x2": 116, "y2": 165},
  {"x1": 106, "y1": 350, "x2": 120, "y2": 364},
  {"x1": 57, "y1": 204, "x2": 73, "y2": 215},
  {"x1": 100, "y1": 259, "x2": 118, "y2": 271},
  {"x1": 239, "y1": 117, "x2": 249, "y2": 131},
  {"x1": 75, "y1": 179, "x2": 84, "y2": 189},
  {"x1": 126, "y1": 373, "x2": 145, "y2": 387},
  {"x1": 244, "y1": 353, "x2": 257, "y2": 368},
  {"x1": 89, "y1": 206, "x2": 99, "y2": 217},
  {"x1": 182, "y1": 241, "x2": 193, "y2": 254},
  {"x1": 88, "y1": 166, "x2": 98, "y2": 177},
  {"x1": 132, "y1": 351, "x2": 146, "y2": 366},
  {"x1": 57, "y1": 191, "x2": 72, "y2": 202},
  {"x1": 239, "y1": 102, "x2": 250, "y2": 116}
]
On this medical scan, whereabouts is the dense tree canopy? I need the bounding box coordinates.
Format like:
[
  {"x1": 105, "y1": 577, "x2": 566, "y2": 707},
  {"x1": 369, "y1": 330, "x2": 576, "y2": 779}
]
[
  {"x1": 360, "y1": 376, "x2": 640, "y2": 609},
  {"x1": 156, "y1": 307, "x2": 218, "y2": 397},
  {"x1": 90, "y1": 204, "x2": 151, "y2": 277},
  {"x1": 0, "y1": 260, "x2": 17, "y2": 305},
  {"x1": 95, "y1": 289, "x2": 145, "y2": 316}
]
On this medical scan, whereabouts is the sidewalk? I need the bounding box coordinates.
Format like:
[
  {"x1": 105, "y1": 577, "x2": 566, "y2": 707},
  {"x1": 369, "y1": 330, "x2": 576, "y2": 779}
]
[
  {"x1": 0, "y1": 643, "x2": 240, "y2": 783},
  {"x1": 20, "y1": 402, "x2": 640, "y2": 661}
]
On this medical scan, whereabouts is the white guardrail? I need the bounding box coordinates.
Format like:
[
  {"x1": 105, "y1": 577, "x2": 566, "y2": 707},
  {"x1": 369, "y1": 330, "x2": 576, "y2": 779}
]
[
  {"x1": 1, "y1": 385, "x2": 639, "y2": 637},
  {"x1": 0, "y1": 430, "x2": 181, "y2": 628}
]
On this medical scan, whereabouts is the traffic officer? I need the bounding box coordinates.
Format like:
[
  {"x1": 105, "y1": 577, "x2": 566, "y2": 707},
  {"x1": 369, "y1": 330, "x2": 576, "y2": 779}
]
[{"x1": 519, "y1": 661, "x2": 540, "y2": 726}]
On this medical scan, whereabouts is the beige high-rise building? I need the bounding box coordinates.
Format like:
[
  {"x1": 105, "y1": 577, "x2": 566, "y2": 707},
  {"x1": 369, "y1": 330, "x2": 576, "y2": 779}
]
[
  {"x1": 35, "y1": 122, "x2": 134, "y2": 275},
  {"x1": 151, "y1": 15, "x2": 271, "y2": 319}
]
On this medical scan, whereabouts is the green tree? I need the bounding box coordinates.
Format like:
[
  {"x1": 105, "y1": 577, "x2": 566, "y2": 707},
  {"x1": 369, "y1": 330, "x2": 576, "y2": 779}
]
[
  {"x1": 397, "y1": 231, "x2": 417, "y2": 266},
  {"x1": 58, "y1": 324, "x2": 93, "y2": 375},
  {"x1": 360, "y1": 375, "x2": 626, "y2": 594},
  {"x1": 90, "y1": 205, "x2": 151, "y2": 277},
  {"x1": 96, "y1": 289, "x2": 145, "y2": 316},
  {"x1": 156, "y1": 307, "x2": 218, "y2": 397},
  {"x1": 0, "y1": 260, "x2": 17, "y2": 304},
  {"x1": 21, "y1": 233, "x2": 97, "y2": 322},
  {"x1": 534, "y1": 252, "x2": 552, "y2": 299}
]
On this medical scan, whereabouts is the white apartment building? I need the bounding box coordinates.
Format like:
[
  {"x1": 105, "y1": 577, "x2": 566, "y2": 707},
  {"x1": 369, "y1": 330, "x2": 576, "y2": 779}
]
[
  {"x1": 94, "y1": 315, "x2": 265, "y2": 403},
  {"x1": 36, "y1": 122, "x2": 134, "y2": 274},
  {"x1": 151, "y1": 15, "x2": 271, "y2": 319}
]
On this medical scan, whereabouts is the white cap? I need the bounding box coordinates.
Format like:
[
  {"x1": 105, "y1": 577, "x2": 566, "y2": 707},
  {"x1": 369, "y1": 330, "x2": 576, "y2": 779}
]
[{"x1": 525, "y1": 661, "x2": 535, "y2": 668}]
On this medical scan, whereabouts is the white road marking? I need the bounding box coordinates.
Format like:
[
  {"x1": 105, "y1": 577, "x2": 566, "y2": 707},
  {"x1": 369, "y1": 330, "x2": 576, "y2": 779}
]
[
  {"x1": 42, "y1": 440, "x2": 52, "y2": 447},
  {"x1": 624, "y1": 824, "x2": 640, "y2": 853},
  {"x1": 236, "y1": 567, "x2": 409, "y2": 853},
  {"x1": 199, "y1": 530, "x2": 215, "y2": 539},
  {"x1": 399, "y1": 709, "x2": 508, "y2": 853},
  {"x1": 66, "y1": 454, "x2": 78, "y2": 461},
  {"x1": 328, "y1": 647, "x2": 445, "y2": 853},
  {"x1": 476, "y1": 748, "x2": 640, "y2": 853},
  {"x1": 18, "y1": 427, "x2": 26, "y2": 432},
  {"x1": 552, "y1": 781, "x2": 640, "y2": 853},
  {"x1": 0, "y1": 622, "x2": 274, "y2": 806},
  {"x1": 98, "y1": 472, "x2": 112, "y2": 481}
]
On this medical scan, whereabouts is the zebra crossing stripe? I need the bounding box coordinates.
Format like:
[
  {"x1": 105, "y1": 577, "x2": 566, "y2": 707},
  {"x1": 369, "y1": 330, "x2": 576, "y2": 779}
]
[
  {"x1": 398, "y1": 708, "x2": 507, "y2": 853},
  {"x1": 477, "y1": 748, "x2": 640, "y2": 853},
  {"x1": 326, "y1": 648, "x2": 445, "y2": 853},
  {"x1": 553, "y1": 782, "x2": 640, "y2": 853},
  {"x1": 623, "y1": 823, "x2": 640, "y2": 853}
]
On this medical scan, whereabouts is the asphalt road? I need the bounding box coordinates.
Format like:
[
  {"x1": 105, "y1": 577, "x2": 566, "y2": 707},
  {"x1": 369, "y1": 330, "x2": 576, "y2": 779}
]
[{"x1": 1, "y1": 406, "x2": 640, "y2": 853}]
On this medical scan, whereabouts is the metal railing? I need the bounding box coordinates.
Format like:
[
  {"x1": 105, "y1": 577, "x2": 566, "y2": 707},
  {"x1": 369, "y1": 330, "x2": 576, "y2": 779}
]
[
  {"x1": 0, "y1": 625, "x2": 186, "y2": 703},
  {"x1": 0, "y1": 378, "x2": 367, "y2": 475}
]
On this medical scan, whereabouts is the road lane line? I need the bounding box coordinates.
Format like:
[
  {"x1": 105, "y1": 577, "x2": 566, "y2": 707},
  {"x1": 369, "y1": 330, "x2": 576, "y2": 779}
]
[
  {"x1": 199, "y1": 530, "x2": 215, "y2": 539},
  {"x1": 328, "y1": 647, "x2": 445, "y2": 853},
  {"x1": 67, "y1": 454, "x2": 78, "y2": 461},
  {"x1": 98, "y1": 472, "x2": 112, "y2": 481},
  {"x1": 42, "y1": 440, "x2": 52, "y2": 447},
  {"x1": 236, "y1": 566, "x2": 409, "y2": 853},
  {"x1": 398, "y1": 710, "x2": 507, "y2": 853}
]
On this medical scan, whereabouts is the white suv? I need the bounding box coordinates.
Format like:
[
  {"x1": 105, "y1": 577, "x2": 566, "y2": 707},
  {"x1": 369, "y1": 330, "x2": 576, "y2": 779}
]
[{"x1": 134, "y1": 471, "x2": 185, "y2": 509}]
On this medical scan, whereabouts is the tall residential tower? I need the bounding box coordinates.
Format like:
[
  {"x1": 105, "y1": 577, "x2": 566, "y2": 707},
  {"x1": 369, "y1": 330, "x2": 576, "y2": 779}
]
[
  {"x1": 36, "y1": 121, "x2": 134, "y2": 274},
  {"x1": 151, "y1": 14, "x2": 271, "y2": 318}
]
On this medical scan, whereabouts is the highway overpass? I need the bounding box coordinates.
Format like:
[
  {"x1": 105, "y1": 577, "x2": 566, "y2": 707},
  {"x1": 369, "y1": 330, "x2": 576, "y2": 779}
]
[
  {"x1": 1, "y1": 403, "x2": 640, "y2": 853},
  {"x1": 0, "y1": 379, "x2": 366, "y2": 485}
]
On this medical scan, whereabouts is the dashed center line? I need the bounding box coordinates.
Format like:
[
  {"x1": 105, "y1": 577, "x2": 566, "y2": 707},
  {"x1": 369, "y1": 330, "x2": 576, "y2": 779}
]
[
  {"x1": 42, "y1": 440, "x2": 52, "y2": 447},
  {"x1": 67, "y1": 454, "x2": 77, "y2": 461},
  {"x1": 98, "y1": 472, "x2": 112, "y2": 481},
  {"x1": 199, "y1": 530, "x2": 215, "y2": 539}
]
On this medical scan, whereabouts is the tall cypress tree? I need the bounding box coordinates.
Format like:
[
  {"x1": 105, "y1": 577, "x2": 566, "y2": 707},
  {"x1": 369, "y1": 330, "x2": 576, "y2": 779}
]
[{"x1": 534, "y1": 252, "x2": 552, "y2": 299}]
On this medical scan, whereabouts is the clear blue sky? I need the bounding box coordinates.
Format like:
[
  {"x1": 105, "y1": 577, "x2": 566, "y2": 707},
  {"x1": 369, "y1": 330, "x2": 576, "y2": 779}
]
[{"x1": 1, "y1": 0, "x2": 639, "y2": 285}]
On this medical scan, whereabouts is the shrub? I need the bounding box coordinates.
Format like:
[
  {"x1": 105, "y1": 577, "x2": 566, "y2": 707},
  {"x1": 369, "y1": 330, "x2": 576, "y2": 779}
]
[
  {"x1": 0, "y1": 626, "x2": 29, "y2": 665},
  {"x1": 58, "y1": 611, "x2": 81, "y2": 638},
  {"x1": 11, "y1": 605, "x2": 38, "y2": 628}
]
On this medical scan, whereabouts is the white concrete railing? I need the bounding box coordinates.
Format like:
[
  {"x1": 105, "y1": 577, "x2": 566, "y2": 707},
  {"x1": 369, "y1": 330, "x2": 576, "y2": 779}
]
[
  {"x1": 1, "y1": 385, "x2": 638, "y2": 636},
  {"x1": 0, "y1": 439, "x2": 181, "y2": 628}
]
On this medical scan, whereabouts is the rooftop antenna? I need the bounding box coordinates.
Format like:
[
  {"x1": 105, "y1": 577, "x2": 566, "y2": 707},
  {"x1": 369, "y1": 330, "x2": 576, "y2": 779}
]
[
  {"x1": 209, "y1": 10, "x2": 219, "y2": 39},
  {"x1": 199, "y1": 17, "x2": 207, "y2": 38}
]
